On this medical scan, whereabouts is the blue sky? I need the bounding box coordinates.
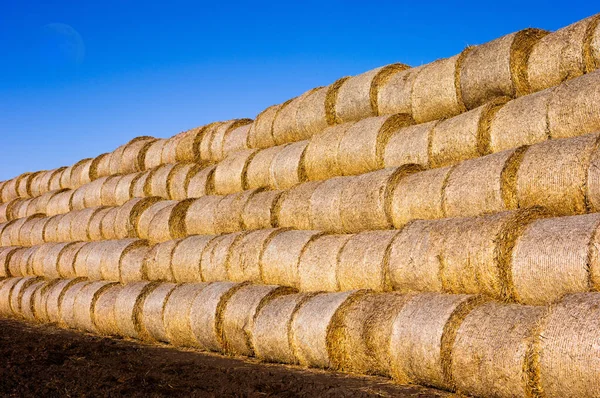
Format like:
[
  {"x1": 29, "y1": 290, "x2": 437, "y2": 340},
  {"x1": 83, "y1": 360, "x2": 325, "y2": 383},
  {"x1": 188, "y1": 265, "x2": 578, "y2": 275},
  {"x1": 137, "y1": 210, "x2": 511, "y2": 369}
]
[{"x1": 0, "y1": 1, "x2": 597, "y2": 180}]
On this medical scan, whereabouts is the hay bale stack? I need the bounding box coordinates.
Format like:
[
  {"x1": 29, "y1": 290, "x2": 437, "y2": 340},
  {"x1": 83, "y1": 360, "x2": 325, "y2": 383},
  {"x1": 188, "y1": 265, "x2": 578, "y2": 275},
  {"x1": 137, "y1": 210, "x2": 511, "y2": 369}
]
[
  {"x1": 114, "y1": 281, "x2": 158, "y2": 339},
  {"x1": 0, "y1": 199, "x2": 18, "y2": 223},
  {"x1": 101, "y1": 239, "x2": 149, "y2": 282},
  {"x1": 214, "y1": 189, "x2": 260, "y2": 234},
  {"x1": 538, "y1": 293, "x2": 600, "y2": 398},
  {"x1": 245, "y1": 145, "x2": 288, "y2": 189},
  {"x1": 304, "y1": 123, "x2": 353, "y2": 181},
  {"x1": 221, "y1": 284, "x2": 296, "y2": 356},
  {"x1": 81, "y1": 242, "x2": 104, "y2": 280},
  {"x1": 43, "y1": 189, "x2": 73, "y2": 215},
  {"x1": 460, "y1": 29, "x2": 548, "y2": 109},
  {"x1": 72, "y1": 158, "x2": 94, "y2": 188},
  {"x1": 139, "y1": 282, "x2": 177, "y2": 342},
  {"x1": 0, "y1": 247, "x2": 19, "y2": 277},
  {"x1": 16, "y1": 215, "x2": 46, "y2": 246},
  {"x1": 71, "y1": 207, "x2": 107, "y2": 241},
  {"x1": 276, "y1": 181, "x2": 323, "y2": 230},
  {"x1": 146, "y1": 163, "x2": 179, "y2": 199},
  {"x1": 119, "y1": 240, "x2": 151, "y2": 283},
  {"x1": 251, "y1": 292, "x2": 315, "y2": 364},
  {"x1": 171, "y1": 235, "x2": 216, "y2": 283},
  {"x1": 147, "y1": 199, "x2": 194, "y2": 243},
  {"x1": 43, "y1": 214, "x2": 64, "y2": 243},
  {"x1": 309, "y1": 177, "x2": 349, "y2": 233},
  {"x1": 184, "y1": 195, "x2": 223, "y2": 235},
  {"x1": 0, "y1": 278, "x2": 21, "y2": 316},
  {"x1": 57, "y1": 241, "x2": 86, "y2": 278},
  {"x1": 116, "y1": 136, "x2": 156, "y2": 175},
  {"x1": 6, "y1": 214, "x2": 43, "y2": 246},
  {"x1": 248, "y1": 105, "x2": 280, "y2": 149},
  {"x1": 15, "y1": 172, "x2": 34, "y2": 198},
  {"x1": 32, "y1": 279, "x2": 60, "y2": 322},
  {"x1": 99, "y1": 175, "x2": 122, "y2": 206},
  {"x1": 241, "y1": 190, "x2": 283, "y2": 230},
  {"x1": 161, "y1": 135, "x2": 180, "y2": 164},
  {"x1": 548, "y1": 69, "x2": 600, "y2": 139},
  {"x1": 272, "y1": 91, "x2": 315, "y2": 145},
  {"x1": 100, "y1": 208, "x2": 120, "y2": 240},
  {"x1": 72, "y1": 242, "x2": 95, "y2": 278},
  {"x1": 72, "y1": 281, "x2": 118, "y2": 332},
  {"x1": 163, "y1": 283, "x2": 209, "y2": 347},
  {"x1": 222, "y1": 124, "x2": 252, "y2": 158},
  {"x1": 144, "y1": 139, "x2": 168, "y2": 170},
  {"x1": 341, "y1": 166, "x2": 421, "y2": 232},
  {"x1": 383, "y1": 121, "x2": 438, "y2": 169},
  {"x1": 213, "y1": 149, "x2": 257, "y2": 195},
  {"x1": 1, "y1": 177, "x2": 20, "y2": 203},
  {"x1": 261, "y1": 230, "x2": 322, "y2": 287},
  {"x1": 49, "y1": 167, "x2": 68, "y2": 191},
  {"x1": 337, "y1": 230, "x2": 399, "y2": 292},
  {"x1": 168, "y1": 162, "x2": 202, "y2": 201},
  {"x1": 93, "y1": 283, "x2": 124, "y2": 336},
  {"x1": 389, "y1": 293, "x2": 488, "y2": 390},
  {"x1": 88, "y1": 207, "x2": 112, "y2": 241},
  {"x1": 186, "y1": 164, "x2": 215, "y2": 198},
  {"x1": 114, "y1": 197, "x2": 162, "y2": 239},
  {"x1": 45, "y1": 278, "x2": 84, "y2": 323},
  {"x1": 208, "y1": 119, "x2": 253, "y2": 162},
  {"x1": 175, "y1": 125, "x2": 207, "y2": 162},
  {"x1": 55, "y1": 211, "x2": 76, "y2": 242},
  {"x1": 227, "y1": 228, "x2": 283, "y2": 283},
  {"x1": 451, "y1": 302, "x2": 546, "y2": 398},
  {"x1": 528, "y1": 15, "x2": 600, "y2": 92},
  {"x1": 511, "y1": 213, "x2": 600, "y2": 305},
  {"x1": 198, "y1": 123, "x2": 225, "y2": 161},
  {"x1": 269, "y1": 140, "x2": 309, "y2": 190},
  {"x1": 143, "y1": 239, "x2": 180, "y2": 282},
  {"x1": 58, "y1": 280, "x2": 92, "y2": 327},
  {"x1": 201, "y1": 232, "x2": 247, "y2": 282},
  {"x1": 295, "y1": 87, "x2": 329, "y2": 140},
  {"x1": 430, "y1": 97, "x2": 509, "y2": 168},
  {"x1": 8, "y1": 247, "x2": 36, "y2": 278},
  {"x1": 17, "y1": 279, "x2": 46, "y2": 320},
  {"x1": 516, "y1": 133, "x2": 599, "y2": 215},
  {"x1": 443, "y1": 147, "x2": 525, "y2": 218},
  {"x1": 28, "y1": 243, "x2": 57, "y2": 278},
  {"x1": 377, "y1": 66, "x2": 423, "y2": 117},
  {"x1": 8, "y1": 276, "x2": 41, "y2": 317},
  {"x1": 136, "y1": 200, "x2": 177, "y2": 239},
  {"x1": 114, "y1": 171, "x2": 142, "y2": 205},
  {"x1": 130, "y1": 170, "x2": 153, "y2": 198},
  {"x1": 91, "y1": 153, "x2": 111, "y2": 179},
  {"x1": 84, "y1": 176, "x2": 110, "y2": 209}
]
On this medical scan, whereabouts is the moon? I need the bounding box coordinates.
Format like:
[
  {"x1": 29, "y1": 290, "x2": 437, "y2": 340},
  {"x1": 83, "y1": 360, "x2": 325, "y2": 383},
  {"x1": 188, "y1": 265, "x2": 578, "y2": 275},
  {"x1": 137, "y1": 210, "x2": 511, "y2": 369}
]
[{"x1": 40, "y1": 23, "x2": 85, "y2": 68}]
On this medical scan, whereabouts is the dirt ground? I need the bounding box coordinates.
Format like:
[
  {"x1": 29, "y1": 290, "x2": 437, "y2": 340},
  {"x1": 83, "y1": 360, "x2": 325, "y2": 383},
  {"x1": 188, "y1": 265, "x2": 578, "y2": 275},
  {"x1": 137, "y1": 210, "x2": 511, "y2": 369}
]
[{"x1": 0, "y1": 319, "x2": 452, "y2": 397}]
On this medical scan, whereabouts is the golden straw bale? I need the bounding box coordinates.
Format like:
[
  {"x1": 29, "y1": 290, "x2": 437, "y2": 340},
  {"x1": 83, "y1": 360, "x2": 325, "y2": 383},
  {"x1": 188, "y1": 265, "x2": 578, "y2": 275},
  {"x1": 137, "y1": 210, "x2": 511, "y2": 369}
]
[
  {"x1": 91, "y1": 153, "x2": 110, "y2": 179},
  {"x1": 528, "y1": 15, "x2": 600, "y2": 92},
  {"x1": 146, "y1": 199, "x2": 194, "y2": 243},
  {"x1": 304, "y1": 123, "x2": 353, "y2": 181},
  {"x1": 186, "y1": 164, "x2": 215, "y2": 198},
  {"x1": 251, "y1": 292, "x2": 315, "y2": 364},
  {"x1": 389, "y1": 293, "x2": 488, "y2": 390},
  {"x1": 114, "y1": 281, "x2": 158, "y2": 339},
  {"x1": 100, "y1": 175, "x2": 121, "y2": 206},
  {"x1": 248, "y1": 105, "x2": 280, "y2": 149},
  {"x1": 209, "y1": 119, "x2": 252, "y2": 162},
  {"x1": 1, "y1": 177, "x2": 20, "y2": 203},
  {"x1": 9, "y1": 247, "x2": 36, "y2": 278},
  {"x1": 18, "y1": 215, "x2": 47, "y2": 247},
  {"x1": 100, "y1": 207, "x2": 120, "y2": 240},
  {"x1": 275, "y1": 181, "x2": 323, "y2": 230},
  {"x1": 295, "y1": 87, "x2": 329, "y2": 140},
  {"x1": 168, "y1": 162, "x2": 201, "y2": 201},
  {"x1": 57, "y1": 241, "x2": 87, "y2": 278},
  {"x1": 93, "y1": 283, "x2": 124, "y2": 336},
  {"x1": 46, "y1": 189, "x2": 74, "y2": 216},
  {"x1": 548, "y1": 69, "x2": 600, "y2": 139},
  {"x1": 383, "y1": 121, "x2": 438, "y2": 169},
  {"x1": 201, "y1": 232, "x2": 246, "y2": 282},
  {"x1": 146, "y1": 163, "x2": 177, "y2": 198},
  {"x1": 45, "y1": 278, "x2": 84, "y2": 323},
  {"x1": 20, "y1": 280, "x2": 45, "y2": 320},
  {"x1": 101, "y1": 239, "x2": 149, "y2": 282},
  {"x1": 71, "y1": 207, "x2": 107, "y2": 241},
  {"x1": 113, "y1": 197, "x2": 162, "y2": 239},
  {"x1": 261, "y1": 230, "x2": 321, "y2": 287},
  {"x1": 591, "y1": 19, "x2": 600, "y2": 71},
  {"x1": 49, "y1": 167, "x2": 68, "y2": 191},
  {"x1": 222, "y1": 124, "x2": 251, "y2": 158},
  {"x1": 72, "y1": 281, "x2": 118, "y2": 332},
  {"x1": 0, "y1": 247, "x2": 20, "y2": 277},
  {"x1": 28, "y1": 172, "x2": 47, "y2": 198},
  {"x1": 143, "y1": 239, "x2": 180, "y2": 282},
  {"x1": 144, "y1": 138, "x2": 168, "y2": 170},
  {"x1": 309, "y1": 177, "x2": 349, "y2": 233},
  {"x1": 15, "y1": 172, "x2": 33, "y2": 198},
  {"x1": 8, "y1": 214, "x2": 44, "y2": 246},
  {"x1": 269, "y1": 141, "x2": 309, "y2": 190},
  {"x1": 245, "y1": 145, "x2": 288, "y2": 190},
  {"x1": 273, "y1": 91, "x2": 315, "y2": 145},
  {"x1": 214, "y1": 190, "x2": 260, "y2": 234},
  {"x1": 171, "y1": 235, "x2": 216, "y2": 283},
  {"x1": 9, "y1": 277, "x2": 41, "y2": 318},
  {"x1": 241, "y1": 190, "x2": 283, "y2": 230},
  {"x1": 114, "y1": 172, "x2": 142, "y2": 206},
  {"x1": 88, "y1": 207, "x2": 112, "y2": 241},
  {"x1": 0, "y1": 199, "x2": 18, "y2": 223},
  {"x1": 131, "y1": 169, "x2": 153, "y2": 198},
  {"x1": 139, "y1": 282, "x2": 177, "y2": 342},
  {"x1": 163, "y1": 283, "x2": 209, "y2": 347},
  {"x1": 460, "y1": 29, "x2": 548, "y2": 109},
  {"x1": 161, "y1": 134, "x2": 181, "y2": 165},
  {"x1": 40, "y1": 243, "x2": 75, "y2": 279},
  {"x1": 44, "y1": 214, "x2": 67, "y2": 243},
  {"x1": 213, "y1": 149, "x2": 257, "y2": 195},
  {"x1": 120, "y1": 136, "x2": 156, "y2": 174},
  {"x1": 82, "y1": 242, "x2": 105, "y2": 280},
  {"x1": 29, "y1": 217, "x2": 50, "y2": 246},
  {"x1": 72, "y1": 242, "x2": 95, "y2": 278},
  {"x1": 31, "y1": 279, "x2": 59, "y2": 322},
  {"x1": 120, "y1": 240, "x2": 150, "y2": 283},
  {"x1": 227, "y1": 228, "x2": 283, "y2": 283},
  {"x1": 377, "y1": 66, "x2": 423, "y2": 116},
  {"x1": 198, "y1": 123, "x2": 224, "y2": 161},
  {"x1": 516, "y1": 133, "x2": 599, "y2": 215},
  {"x1": 136, "y1": 200, "x2": 177, "y2": 239},
  {"x1": 0, "y1": 278, "x2": 21, "y2": 316},
  {"x1": 184, "y1": 195, "x2": 223, "y2": 235},
  {"x1": 73, "y1": 158, "x2": 94, "y2": 187},
  {"x1": 54, "y1": 211, "x2": 76, "y2": 242},
  {"x1": 324, "y1": 76, "x2": 350, "y2": 125},
  {"x1": 175, "y1": 125, "x2": 207, "y2": 162},
  {"x1": 59, "y1": 280, "x2": 92, "y2": 327}
]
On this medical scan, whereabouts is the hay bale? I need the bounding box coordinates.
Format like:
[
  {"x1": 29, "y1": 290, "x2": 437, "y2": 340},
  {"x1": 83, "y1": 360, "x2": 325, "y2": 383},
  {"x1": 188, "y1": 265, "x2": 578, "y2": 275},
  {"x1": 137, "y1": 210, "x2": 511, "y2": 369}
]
[
  {"x1": 517, "y1": 133, "x2": 598, "y2": 215},
  {"x1": 429, "y1": 97, "x2": 509, "y2": 168},
  {"x1": 538, "y1": 293, "x2": 600, "y2": 398},
  {"x1": 88, "y1": 207, "x2": 112, "y2": 241},
  {"x1": 100, "y1": 175, "x2": 122, "y2": 206},
  {"x1": 43, "y1": 214, "x2": 64, "y2": 243},
  {"x1": 383, "y1": 121, "x2": 438, "y2": 169},
  {"x1": 143, "y1": 239, "x2": 179, "y2": 282},
  {"x1": 91, "y1": 153, "x2": 111, "y2": 179},
  {"x1": 114, "y1": 281, "x2": 158, "y2": 339},
  {"x1": 214, "y1": 190, "x2": 260, "y2": 234},
  {"x1": 511, "y1": 213, "x2": 600, "y2": 305},
  {"x1": 171, "y1": 235, "x2": 216, "y2": 283},
  {"x1": 411, "y1": 52, "x2": 470, "y2": 123},
  {"x1": 72, "y1": 242, "x2": 94, "y2": 278},
  {"x1": 57, "y1": 241, "x2": 87, "y2": 278},
  {"x1": 119, "y1": 241, "x2": 151, "y2": 283},
  {"x1": 275, "y1": 181, "x2": 322, "y2": 230},
  {"x1": 0, "y1": 200, "x2": 17, "y2": 223},
  {"x1": 131, "y1": 170, "x2": 153, "y2": 198},
  {"x1": 168, "y1": 162, "x2": 202, "y2": 201},
  {"x1": 209, "y1": 120, "x2": 252, "y2": 161},
  {"x1": 295, "y1": 87, "x2": 329, "y2": 140},
  {"x1": 32, "y1": 279, "x2": 60, "y2": 322},
  {"x1": 9, "y1": 277, "x2": 40, "y2": 317},
  {"x1": 324, "y1": 76, "x2": 350, "y2": 125},
  {"x1": 451, "y1": 302, "x2": 546, "y2": 398},
  {"x1": 93, "y1": 283, "x2": 124, "y2": 336},
  {"x1": 222, "y1": 124, "x2": 252, "y2": 158},
  {"x1": 245, "y1": 145, "x2": 288, "y2": 190},
  {"x1": 241, "y1": 190, "x2": 283, "y2": 230},
  {"x1": 272, "y1": 91, "x2": 315, "y2": 145},
  {"x1": 28, "y1": 243, "x2": 57, "y2": 278},
  {"x1": 100, "y1": 207, "x2": 120, "y2": 240},
  {"x1": 146, "y1": 163, "x2": 177, "y2": 198},
  {"x1": 227, "y1": 228, "x2": 283, "y2": 283},
  {"x1": 81, "y1": 241, "x2": 105, "y2": 280},
  {"x1": 161, "y1": 134, "x2": 182, "y2": 165},
  {"x1": 309, "y1": 177, "x2": 348, "y2": 233},
  {"x1": 147, "y1": 199, "x2": 194, "y2": 243},
  {"x1": 55, "y1": 211, "x2": 76, "y2": 242},
  {"x1": 72, "y1": 158, "x2": 94, "y2": 187},
  {"x1": 528, "y1": 15, "x2": 600, "y2": 92},
  {"x1": 221, "y1": 284, "x2": 296, "y2": 356},
  {"x1": 0, "y1": 278, "x2": 20, "y2": 316},
  {"x1": 17, "y1": 215, "x2": 47, "y2": 247},
  {"x1": 101, "y1": 239, "x2": 149, "y2": 282},
  {"x1": 144, "y1": 139, "x2": 168, "y2": 170},
  {"x1": 201, "y1": 232, "x2": 246, "y2": 282},
  {"x1": 44, "y1": 278, "x2": 84, "y2": 323},
  {"x1": 72, "y1": 281, "x2": 118, "y2": 332},
  {"x1": 304, "y1": 123, "x2": 354, "y2": 181},
  {"x1": 0, "y1": 247, "x2": 19, "y2": 278},
  {"x1": 213, "y1": 149, "x2": 257, "y2": 195},
  {"x1": 186, "y1": 165, "x2": 216, "y2": 198},
  {"x1": 175, "y1": 125, "x2": 207, "y2": 162},
  {"x1": 377, "y1": 66, "x2": 424, "y2": 116},
  {"x1": 139, "y1": 282, "x2": 178, "y2": 342},
  {"x1": 120, "y1": 136, "x2": 156, "y2": 174},
  {"x1": 163, "y1": 283, "x2": 209, "y2": 346},
  {"x1": 7, "y1": 214, "x2": 43, "y2": 246},
  {"x1": 184, "y1": 195, "x2": 223, "y2": 235},
  {"x1": 9, "y1": 247, "x2": 36, "y2": 278},
  {"x1": 443, "y1": 147, "x2": 525, "y2": 218},
  {"x1": 269, "y1": 140, "x2": 309, "y2": 189},
  {"x1": 251, "y1": 292, "x2": 315, "y2": 364},
  {"x1": 136, "y1": 200, "x2": 178, "y2": 239},
  {"x1": 337, "y1": 230, "x2": 399, "y2": 292},
  {"x1": 198, "y1": 123, "x2": 225, "y2": 161},
  {"x1": 247, "y1": 105, "x2": 280, "y2": 149},
  {"x1": 389, "y1": 293, "x2": 488, "y2": 390},
  {"x1": 114, "y1": 197, "x2": 162, "y2": 239},
  {"x1": 16, "y1": 172, "x2": 34, "y2": 198},
  {"x1": 59, "y1": 280, "x2": 92, "y2": 327},
  {"x1": 18, "y1": 279, "x2": 45, "y2": 320},
  {"x1": 338, "y1": 114, "x2": 415, "y2": 176},
  {"x1": 71, "y1": 207, "x2": 107, "y2": 241},
  {"x1": 460, "y1": 29, "x2": 548, "y2": 109},
  {"x1": 341, "y1": 166, "x2": 421, "y2": 233}
]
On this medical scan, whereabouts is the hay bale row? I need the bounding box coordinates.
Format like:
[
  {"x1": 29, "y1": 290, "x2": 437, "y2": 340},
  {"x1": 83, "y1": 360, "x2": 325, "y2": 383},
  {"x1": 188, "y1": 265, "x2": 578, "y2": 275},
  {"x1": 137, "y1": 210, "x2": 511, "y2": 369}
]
[
  {"x1": 175, "y1": 125, "x2": 210, "y2": 162},
  {"x1": 186, "y1": 164, "x2": 216, "y2": 198},
  {"x1": 272, "y1": 90, "x2": 319, "y2": 145},
  {"x1": 204, "y1": 119, "x2": 253, "y2": 162}
]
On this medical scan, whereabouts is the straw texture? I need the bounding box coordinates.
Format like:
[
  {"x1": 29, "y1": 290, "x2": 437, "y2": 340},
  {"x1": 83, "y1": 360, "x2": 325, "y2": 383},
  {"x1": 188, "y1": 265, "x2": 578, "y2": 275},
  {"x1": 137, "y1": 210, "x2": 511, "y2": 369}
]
[
  {"x1": 184, "y1": 195, "x2": 223, "y2": 236},
  {"x1": 308, "y1": 177, "x2": 347, "y2": 232},
  {"x1": 241, "y1": 189, "x2": 282, "y2": 230},
  {"x1": 248, "y1": 105, "x2": 280, "y2": 149},
  {"x1": 170, "y1": 235, "x2": 215, "y2": 283},
  {"x1": 93, "y1": 284, "x2": 124, "y2": 336},
  {"x1": 114, "y1": 281, "x2": 157, "y2": 339},
  {"x1": 213, "y1": 149, "x2": 257, "y2": 195},
  {"x1": 298, "y1": 234, "x2": 350, "y2": 292},
  {"x1": 227, "y1": 228, "x2": 282, "y2": 283},
  {"x1": 276, "y1": 181, "x2": 323, "y2": 230},
  {"x1": 377, "y1": 66, "x2": 423, "y2": 116},
  {"x1": 272, "y1": 91, "x2": 315, "y2": 145},
  {"x1": 268, "y1": 141, "x2": 308, "y2": 190},
  {"x1": 304, "y1": 123, "x2": 353, "y2": 181},
  {"x1": 245, "y1": 145, "x2": 288, "y2": 190},
  {"x1": 384, "y1": 121, "x2": 438, "y2": 168},
  {"x1": 186, "y1": 164, "x2": 215, "y2": 198},
  {"x1": 139, "y1": 282, "x2": 177, "y2": 342},
  {"x1": 295, "y1": 87, "x2": 329, "y2": 140},
  {"x1": 163, "y1": 283, "x2": 208, "y2": 347},
  {"x1": 201, "y1": 232, "x2": 246, "y2": 282}
]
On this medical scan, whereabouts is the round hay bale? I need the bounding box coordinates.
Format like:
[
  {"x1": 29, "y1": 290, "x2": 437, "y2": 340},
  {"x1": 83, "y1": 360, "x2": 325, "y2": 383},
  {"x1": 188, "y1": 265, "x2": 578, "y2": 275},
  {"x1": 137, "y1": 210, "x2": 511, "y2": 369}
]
[
  {"x1": 186, "y1": 164, "x2": 216, "y2": 198},
  {"x1": 70, "y1": 186, "x2": 88, "y2": 212},
  {"x1": 59, "y1": 280, "x2": 92, "y2": 327},
  {"x1": 517, "y1": 133, "x2": 599, "y2": 215},
  {"x1": 189, "y1": 281, "x2": 247, "y2": 351},
  {"x1": 161, "y1": 134, "x2": 183, "y2": 165},
  {"x1": 16, "y1": 172, "x2": 34, "y2": 198},
  {"x1": 88, "y1": 207, "x2": 112, "y2": 241},
  {"x1": 91, "y1": 153, "x2": 110, "y2": 179},
  {"x1": 71, "y1": 158, "x2": 94, "y2": 188},
  {"x1": 272, "y1": 91, "x2": 315, "y2": 145},
  {"x1": 101, "y1": 239, "x2": 149, "y2": 282},
  {"x1": 27, "y1": 243, "x2": 55, "y2": 278},
  {"x1": 59, "y1": 166, "x2": 76, "y2": 191},
  {"x1": 201, "y1": 232, "x2": 246, "y2": 282},
  {"x1": 18, "y1": 279, "x2": 46, "y2": 320},
  {"x1": 146, "y1": 163, "x2": 178, "y2": 199},
  {"x1": 241, "y1": 189, "x2": 283, "y2": 230},
  {"x1": 251, "y1": 292, "x2": 315, "y2": 364},
  {"x1": 184, "y1": 195, "x2": 223, "y2": 235},
  {"x1": 429, "y1": 97, "x2": 509, "y2": 168},
  {"x1": 44, "y1": 278, "x2": 84, "y2": 323},
  {"x1": 82, "y1": 241, "x2": 105, "y2": 280},
  {"x1": 8, "y1": 277, "x2": 39, "y2": 317},
  {"x1": 144, "y1": 139, "x2": 168, "y2": 170},
  {"x1": 45, "y1": 188, "x2": 74, "y2": 216},
  {"x1": 114, "y1": 172, "x2": 140, "y2": 206},
  {"x1": 0, "y1": 199, "x2": 18, "y2": 223},
  {"x1": 324, "y1": 76, "x2": 350, "y2": 125},
  {"x1": 136, "y1": 200, "x2": 178, "y2": 239},
  {"x1": 8, "y1": 214, "x2": 44, "y2": 246},
  {"x1": 308, "y1": 177, "x2": 348, "y2": 233},
  {"x1": 198, "y1": 123, "x2": 224, "y2": 161},
  {"x1": 383, "y1": 121, "x2": 438, "y2": 169},
  {"x1": 390, "y1": 166, "x2": 452, "y2": 228},
  {"x1": 114, "y1": 281, "x2": 158, "y2": 339},
  {"x1": 43, "y1": 214, "x2": 65, "y2": 243},
  {"x1": 146, "y1": 199, "x2": 194, "y2": 243},
  {"x1": 221, "y1": 284, "x2": 296, "y2": 356},
  {"x1": 44, "y1": 242, "x2": 78, "y2": 280},
  {"x1": 55, "y1": 211, "x2": 76, "y2": 242},
  {"x1": 389, "y1": 293, "x2": 488, "y2": 390},
  {"x1": 460, "y1": 29, "x2": 548, "y2": 109},
  {"x1": 71, "y1": 207, "x2": 107, "y2": 241},
  {"x1": 100, "y1": 175, "x2": 121, "y2": 206},
  {"x1": 0, "y1": 278, "x2": 20, "y2": 316},
  {"x1": 28, "y1": 172, "x2": 47, "y2": 198},
  {"x1": 304, "y1": 123, "x2": 353, "y2": 181},
  {"x1": 32, "y1": 279, "x2": 60, "y2": 322},
  {"x1": 72, "y1": 242, "x2": 94, "y2": 278},
  {"x1": 143, "y1": 239, "x2": 180, "y2": 282},
  {"x1": 0, "y1": 247, "x2": 19, "y2": 278},
  {"x1": 72, "y1": 281, "x2": 118, "y2": 332},
  {"x1": 17, "y1": 215, "x2": 47, "y2": 247},
  {"x1": 168, "y1": 162, "x2": 202, "y2": 201},
  {"x1": 8, "y1": 247, "x2": 36, "y2": 278},
  {"x1": 528, "y1": 15, "x2": 600, "y2": 93},
  {"x1": 276, "y1": 181, "x2": 323, "y2": 230},
  {"x1": 451, "y1": 302, "x2": 546, "y2": 398},
  {"x1": 114, "y1": 197, "x2": 162, "y2": 239},
  {"x1": 248, "y1": 105, "x2": 280, "y2": 149},
  {"x1": 85, "y1": 176, "x2": 111, "y2": 208},
  {"x1": 120, "y1": 136, "x2": 156, "y2": 174},
  {"x1": 538, "y1": 293, "x2": 600, "y2": 398},
  {"x1": 93, "y1": 283, "x2": 124, "y2": 336},
  {"x1": 341, "y1": 166, "x2": 421, "y2": 233},
  {"x1": 290, "y1": 290, "x2": 363, "y2": 368},
  {"x1": 222, "y1": 124, "x2": 252, "y2": 158},
  {"x1": 1, "y1": 178, "x2": 19, "y2": 203},
  {"x1": 443, "y1": 147, "x2": 525, "y2": 218},
  {"x1": 139, "y1": 282, "x2": 178, "y2": 342},
  {"x1": 214, "y1": 190, "x2": 260, "y2": 234},
  {"x1": 338, "y1": 230, "x2": 399, "y2": 292},
  {"x1": 261, "y1": 230, "x2": 322, "y2": 287},
  {"x1": 511, "y1": 213, "x2": 600, "y2": 305},
  {"x1": 175, "y1": 126, "x2": 207, "y2": 162},
  {"x1": 213, "y1": 149, "x2": 257, "y2": 195},
  {"x1": 57, "y1": 241, "x2": 87, "y2": 278},
  {"x1": 268, "y1": 140, "x2": 309, "y2": 190},
  {"x1": 29, "y1": 217, "x2": 50, "y2": 246},
  {"x1": 245, "y1": 145, "x2": 288, "y2": 190},
  {"x1": 548, "y1": 69, "x2": 600, "y2": 139},
  {"x1": 119, "y1": 241, "x2": 151, "y2": 283},
  {"x1": 163, "y1": 283, "x2": 209, "y2": 347},
  {"x1": 130, "y1": 169, "x2": 153, "y2": 198},
  {"x1": 338, "y1": 114, "x2": 415, "y2": 176},
  {"x1": 376, "y1": 66, "x2": 424, "y2": 116},
  {"x1": 171, "y1": 235, "x2": 216, "y2": 283},
  {"x1": 411, "y1": 52, "x2": 470, "y2": 123},
  {"x1": 227, "y1": 228, "x2": 283, "y2": 283},
  {"x1": 209, "y1": 119, "x2": 252, "y2": 162},
  {"x1": 100, "y1": 207, "x2": 120, "y2": 240},
  {"x1": 295, "y1": 86, "x2": 329, "y2": 140}
]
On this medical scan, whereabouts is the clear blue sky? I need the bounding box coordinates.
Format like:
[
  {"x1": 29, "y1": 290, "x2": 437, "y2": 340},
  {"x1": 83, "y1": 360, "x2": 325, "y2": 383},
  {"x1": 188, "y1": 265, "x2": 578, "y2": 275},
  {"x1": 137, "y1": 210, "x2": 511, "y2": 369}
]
[{"x1": 0, "y1": 1, "x2": 597, "y2": 180}]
